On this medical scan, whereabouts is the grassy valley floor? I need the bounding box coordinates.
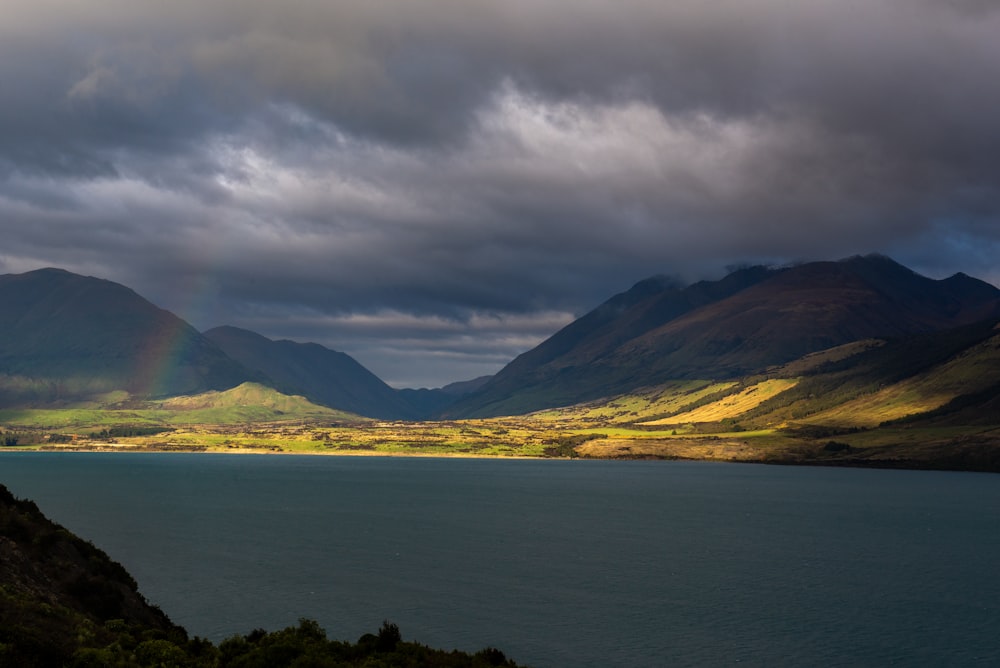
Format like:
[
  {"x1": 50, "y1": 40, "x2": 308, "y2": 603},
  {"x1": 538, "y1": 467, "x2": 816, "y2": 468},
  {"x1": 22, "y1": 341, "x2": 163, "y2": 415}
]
[
  {"x1": 2, "y1": 379, "x2": 999, "y2": 471},
  {"x1": 3, "y1": 411, "x2": 999, "y2": 472}
]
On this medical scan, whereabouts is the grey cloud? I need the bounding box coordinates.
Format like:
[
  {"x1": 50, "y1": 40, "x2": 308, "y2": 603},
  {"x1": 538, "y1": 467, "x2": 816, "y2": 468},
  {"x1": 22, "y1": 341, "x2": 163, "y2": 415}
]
[
  {"x1": 2, "y1": 0, "x2": 999, "y2": 386},
  {"x1": 206, "y1": 306, "x2": 575, "y2": 389}
]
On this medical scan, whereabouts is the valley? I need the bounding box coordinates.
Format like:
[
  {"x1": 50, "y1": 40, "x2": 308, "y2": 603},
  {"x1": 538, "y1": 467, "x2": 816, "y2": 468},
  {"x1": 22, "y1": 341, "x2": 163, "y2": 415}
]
[
  {"x1": 2, "y1": 256, "x2": 999, "y2": 471},
  {"x1": 4, "y1": 341, "x2": 999, "y2": 471}
]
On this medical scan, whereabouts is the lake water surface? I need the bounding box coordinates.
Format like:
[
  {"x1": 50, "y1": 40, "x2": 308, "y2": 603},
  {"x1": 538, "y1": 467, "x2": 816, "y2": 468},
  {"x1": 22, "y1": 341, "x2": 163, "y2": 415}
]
[{"x1": 1, "y1": 453, "x2": 998, "y2": 667}]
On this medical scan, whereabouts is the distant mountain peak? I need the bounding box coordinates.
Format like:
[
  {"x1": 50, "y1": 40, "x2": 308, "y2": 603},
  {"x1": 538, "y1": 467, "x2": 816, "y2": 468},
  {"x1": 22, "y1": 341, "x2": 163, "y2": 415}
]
[{"x1": 22, "y1": 266, "x2": 73, "y2": 275}]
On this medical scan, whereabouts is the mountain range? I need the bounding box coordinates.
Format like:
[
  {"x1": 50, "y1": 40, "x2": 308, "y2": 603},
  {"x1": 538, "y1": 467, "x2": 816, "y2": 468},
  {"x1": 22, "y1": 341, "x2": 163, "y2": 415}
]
[
  {"x1": 1, "y1": 255, "x2": 998, "y2": 424},
  {"x1": 446, "y1": 255, "x2": 1000, "y2": 417},
  {"x1": 0, "y1": 269, "x2": 473, "y2": 418}
]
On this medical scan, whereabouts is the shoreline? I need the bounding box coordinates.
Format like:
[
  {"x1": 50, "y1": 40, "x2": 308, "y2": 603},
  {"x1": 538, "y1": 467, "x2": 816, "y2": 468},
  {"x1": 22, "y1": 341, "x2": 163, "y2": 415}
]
[
  {"x1": 3, "y1": 444, "x2": 551, "y2": 460},
  {"x1": 4, "y1": 443, "x2": 998, "y2": 474}
]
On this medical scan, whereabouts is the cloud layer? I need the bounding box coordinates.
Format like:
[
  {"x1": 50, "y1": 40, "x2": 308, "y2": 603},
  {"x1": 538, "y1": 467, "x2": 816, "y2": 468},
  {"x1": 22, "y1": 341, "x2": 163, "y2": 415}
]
[{"x1": 2, "y1": 0, "x2": 999, "y2": 386}]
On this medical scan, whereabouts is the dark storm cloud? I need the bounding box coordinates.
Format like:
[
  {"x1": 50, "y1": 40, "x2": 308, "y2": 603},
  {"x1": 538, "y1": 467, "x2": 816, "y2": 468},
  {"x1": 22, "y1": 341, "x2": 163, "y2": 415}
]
[{"x1": 1, "y1": 0, "x2": 999, "y2": 386}]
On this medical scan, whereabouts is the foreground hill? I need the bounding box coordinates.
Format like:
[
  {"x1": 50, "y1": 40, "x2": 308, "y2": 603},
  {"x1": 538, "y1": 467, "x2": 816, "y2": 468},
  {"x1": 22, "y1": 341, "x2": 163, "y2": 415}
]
[
  {"x1": 450, "y1": 255, "x2": 1000, "y2": 417},
  {"x1": 204, "y1": 326, "x2": 421, "y2": 419},
  {"x1": 0, "y1": 484, "x2": 521, "y2": 666},
  {"x1": 0, "y1": 269, "x2": 252, "y2": 405},
  {"x1": 0, "y1": 483, "x2": 184, "y2": 666}
]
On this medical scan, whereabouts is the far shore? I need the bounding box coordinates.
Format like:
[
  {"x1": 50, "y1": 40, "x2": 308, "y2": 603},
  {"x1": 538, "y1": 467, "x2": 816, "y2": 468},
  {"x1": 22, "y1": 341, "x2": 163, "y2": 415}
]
[
  {"x1": 5, "y1": 442, "x2": 999, "y2": 473},
  {"x1": 4, "y1": 443, "x2": 551, "y2": 460}
]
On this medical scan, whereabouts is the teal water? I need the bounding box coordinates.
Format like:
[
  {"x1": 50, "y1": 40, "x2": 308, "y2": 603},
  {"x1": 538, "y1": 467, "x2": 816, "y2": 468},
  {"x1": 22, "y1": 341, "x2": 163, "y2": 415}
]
[{"x1": 1, "y1": 453, "x2": 998, "y2": 667}]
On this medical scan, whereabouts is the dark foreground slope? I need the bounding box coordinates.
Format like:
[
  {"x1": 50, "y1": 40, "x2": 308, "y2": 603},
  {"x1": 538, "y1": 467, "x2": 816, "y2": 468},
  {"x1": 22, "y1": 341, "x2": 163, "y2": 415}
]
[
  {"x1": 0, "y1": 269, "x2": 251, "y2": 405},
  {"x1": 450, "y1": 255, "x2": 1000, "y2": 417},
  {"x1": 0, "y1": 483, "x2": 185, "y2": 666},
  {"x1": 0, "y1": 484, "x2": 521, "y2": 667},
  {"x1": 204, "y1": 325, "x2": 420, "y2": 419}
]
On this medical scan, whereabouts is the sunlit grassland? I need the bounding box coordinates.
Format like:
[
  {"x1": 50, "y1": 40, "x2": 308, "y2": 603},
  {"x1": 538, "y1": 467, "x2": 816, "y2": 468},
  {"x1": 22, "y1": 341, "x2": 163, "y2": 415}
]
[
  {"x1": 0, "y1": 406, "x2": 343, "y2": 430},
  {"x1": 0, "y1": 383, "x2": 358, "y2": 432},
  {"x1": 642, "y1": 378, "x2": 799, "y2": 425},
  {"x1": 0, "y1": 408, "x2": 169, "y2": 429},
  {"x1": 799, "y1": 384, "x2": 955, "y2": 428},
  {"x1": 0, "y1": 380, "x2": 812, "y2": 462},
  {"x1": 575, "y1": 430, "x2": 804, "y2": 461},
  {"x1": 7, "y1": 419, "x2": 793, "y2": 460},
  {"x1": 798, "y1": 335, "x2": 1000, "y2": 428},
  {"x1": 20, "y1": 421, "x2": 571, "y2": 458},
  {"x1": 529, "y1": 380, "x2": 736, "y2": 425},
  {"x1": 3, "y1": 364, "x2": 999, "y2": 469}
]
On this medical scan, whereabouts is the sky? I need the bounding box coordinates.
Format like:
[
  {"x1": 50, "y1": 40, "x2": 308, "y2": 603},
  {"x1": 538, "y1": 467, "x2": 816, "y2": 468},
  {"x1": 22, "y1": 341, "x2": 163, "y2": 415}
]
[{"x1": 1, "y1": 0, "x2": 998, "y2": 388}]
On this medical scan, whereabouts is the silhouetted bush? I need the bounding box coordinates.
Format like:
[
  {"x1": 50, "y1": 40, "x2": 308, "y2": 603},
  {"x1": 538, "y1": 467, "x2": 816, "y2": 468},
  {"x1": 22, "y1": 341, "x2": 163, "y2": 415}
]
[{"x1": 376, "y1": 619, "x2": 401, "y2": 652}]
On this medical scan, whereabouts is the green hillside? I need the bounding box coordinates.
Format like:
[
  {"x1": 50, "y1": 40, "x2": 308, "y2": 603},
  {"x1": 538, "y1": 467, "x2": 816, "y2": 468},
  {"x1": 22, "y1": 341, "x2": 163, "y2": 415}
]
[
  {"x1": 0, "y1": 383, "x2": 363, "y2": 434},
  {"x1": 155, "y1": 382, "x2": 363, "y2": 424}
]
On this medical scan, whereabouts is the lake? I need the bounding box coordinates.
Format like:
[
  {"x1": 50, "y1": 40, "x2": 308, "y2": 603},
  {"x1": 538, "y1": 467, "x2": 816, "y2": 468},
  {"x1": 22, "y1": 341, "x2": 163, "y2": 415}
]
[{"x1": 1, "y1": 453, "x2": 998, "y2": 666}]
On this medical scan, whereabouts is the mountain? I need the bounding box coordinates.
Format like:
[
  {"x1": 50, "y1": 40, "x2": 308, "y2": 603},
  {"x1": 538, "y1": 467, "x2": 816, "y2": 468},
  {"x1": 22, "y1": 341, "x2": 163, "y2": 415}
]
[
  {"x1": 449, "y1": 255, "x2": 1000, "y2": 417},
  {"x1": 396, "y1": 375, "x2": 493, "y2": 417},
  {"x1": 203, "y1": 326, "x2": 419, "y2": 419},
  {"x1": 0, "y1": 268, "x2": 466, "y2": 419},
  {"x1": 0, "y1": 268, "x2": 251, "y2": 405},
  {"x1": 543, "y1": 316, "x2": 1000, "y2": 470}
]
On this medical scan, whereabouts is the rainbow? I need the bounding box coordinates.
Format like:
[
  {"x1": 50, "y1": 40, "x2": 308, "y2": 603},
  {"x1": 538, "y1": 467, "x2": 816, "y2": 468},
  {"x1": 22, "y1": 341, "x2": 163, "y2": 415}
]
[{"x1": 132, "y1": 272, "x2": 226, "y2": 398}]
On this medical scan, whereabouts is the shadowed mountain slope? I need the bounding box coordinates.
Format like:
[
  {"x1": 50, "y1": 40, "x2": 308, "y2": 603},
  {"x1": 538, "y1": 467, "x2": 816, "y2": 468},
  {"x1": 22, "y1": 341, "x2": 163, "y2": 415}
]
[
  {"x1": 0, "y1": 269, "x2": 251, "y2": 405},
  {"x1": 614, "y1": 255, "x2": 1000, "y2": 379},
  {"x1": 396, "y1": 375, "x2": 493, "y2": 417},
  {"x1": 748, "y1": 317, "x2": 1000, "y2": 429},
  {"x1": 450, "y1": 255, "x2": 1000, "y2": 417},
  {"x1": 203, "y1": 326, "x2": 419, "y2": 419}
]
